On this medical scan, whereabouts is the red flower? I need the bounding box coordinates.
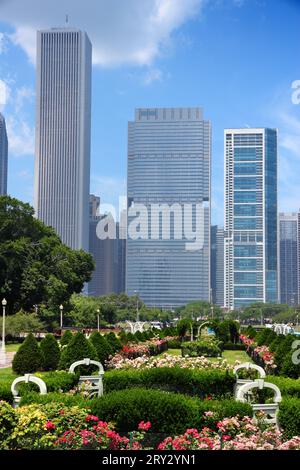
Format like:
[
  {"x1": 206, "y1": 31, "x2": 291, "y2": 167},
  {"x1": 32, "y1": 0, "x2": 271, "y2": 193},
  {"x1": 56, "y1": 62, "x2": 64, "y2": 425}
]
[
  {"x1": 86, "y1": 415, "x2": 99, "y2": 422},
  {"x1": 138, "y1": 421, "x2": 151, "y2": 431},
  {"x1": 45, "y1": 421, "x2": 56, "y2": 431}
]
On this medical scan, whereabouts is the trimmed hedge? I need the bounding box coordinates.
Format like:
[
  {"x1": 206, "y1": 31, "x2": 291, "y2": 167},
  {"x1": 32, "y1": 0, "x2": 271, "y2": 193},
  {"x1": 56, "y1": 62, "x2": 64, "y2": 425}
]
[
  {"x1": 0, "y1": 371, "x2": 79, "y2": 404},
  {"x1": 12, "y1": 333, "x2": 43, "y2": 375},
  {"x1": 20, "y1": 388, "x2": 252, "y2": 435},
  {"x1": 222, "y1": 342, "x2": 245, "y2": 351},
  {"x1": 267, "y1": 375, "x2": 300, "y2": 398},
  {"x1": 278, "y1": 397, "x2": 300, "y2": 439},
  {"x1": 181, "y1": 340, "x2": 222, "y2": 357},
  {"x1": 40, "y1": 334, "x2": 60, "y2": 371},
  {"x1": 59, "y1": 332, "x2": 98, "y2": 372},
  {"x1": 103, "y1": 368, "x2": 235, "y2": 399},
  {"x1": 89, "y1": 332, "x2": 113, "y2": 366}
]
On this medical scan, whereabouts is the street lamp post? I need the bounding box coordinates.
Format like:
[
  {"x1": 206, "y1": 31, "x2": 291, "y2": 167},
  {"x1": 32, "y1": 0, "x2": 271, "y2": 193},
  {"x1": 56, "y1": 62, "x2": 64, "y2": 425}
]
[
  {"x1": 260, "y1": 308, "x2": 263, "y2": 326},
  {"x1": 97, "y1": 309, "x2": 100, "y2": 332},
  {"x1": 134, "y1": 290, "x2": 139, "y2": 322},
  {"x1": 59, "y1": 304, "x2": 64, "y2": 331},
  {"x1": 1, "y1": 298, "x2": 7, "y2": 353}
]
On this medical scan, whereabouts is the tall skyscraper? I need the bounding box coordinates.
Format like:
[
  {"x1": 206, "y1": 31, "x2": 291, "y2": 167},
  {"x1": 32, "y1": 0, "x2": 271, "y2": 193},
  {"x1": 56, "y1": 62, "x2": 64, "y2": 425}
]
[
  {"x1": 0, "y1": 113, "x2": 8, "y2": 196},
  {"x1": 126, "y1": 108, "x2": 211, "y2": 308},
  {"x1": 88, "y1": 195, "x2": 126, "y2": 296},
  {"x1": 34, "y1": 28, "x2": 92, "y2": 251},
  {"x1": 224, "y1": 128, "x2": 278, "y2": 310},
  {"x1": 211, "y1": 225, "x2": 224, "y2": 306},
  {"x1": 279, "y1": 213, "x2": 299, "y2": 306}
]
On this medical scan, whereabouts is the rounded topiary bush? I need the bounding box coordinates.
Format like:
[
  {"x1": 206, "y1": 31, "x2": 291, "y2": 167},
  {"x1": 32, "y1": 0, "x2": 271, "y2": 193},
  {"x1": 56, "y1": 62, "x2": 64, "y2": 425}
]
[
  {"x1": 0, "y1": 401, "x2": 17, "y2": 449},
  {"x1": 58, "y1": 332, "x2": 98, "y2": 373},
  {"x1": 60, "y1": 330, "x2": 73, "y2": 346},
  {"x1": 89, "y1": 331, "x2": 114, "y2": 366},
  {"x1": 105, "y1": 332, "x2": 122, "y2": 352},
  {"x1": 40, "y1": 334, "x2": 60, "y2": 371},
  {"x1": 12, "y1": 333, "x2": 43, "y2": 375}
]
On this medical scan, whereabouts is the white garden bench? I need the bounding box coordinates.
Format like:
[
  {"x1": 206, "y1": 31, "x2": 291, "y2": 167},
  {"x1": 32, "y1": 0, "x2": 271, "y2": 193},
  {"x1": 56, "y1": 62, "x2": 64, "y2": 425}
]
[
  {"x1": 233, "y1": 362, "x2": 266, "y2": 399},
  {"x1": 69, "y1": 358, "x2": 104, "y2": 397},
  {"x1": 11, "y1": 374, "x2": 47, "y2": 408}
]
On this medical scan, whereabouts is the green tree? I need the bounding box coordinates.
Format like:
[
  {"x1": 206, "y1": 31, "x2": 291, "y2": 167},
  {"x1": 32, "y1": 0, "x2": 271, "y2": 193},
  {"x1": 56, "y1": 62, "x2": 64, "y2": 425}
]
[
  {"x1": 60, "y1": 330, "x2": 73, "y2": 346},
  {"x1": 0, "y1": 196, "x2": 94, "y2": 316},
  {"x1": 40, "y1": 334, "x2": 60, "y2": 371},
  {"x1": 12, "y1": 333, "x2": 43, "y2": 374},
  {"x1": 5, "y1": 311, "x2": 45, "y2": 338},
  {"x1": 89, "y1": 332, "x2": 113, "y2": 365}
]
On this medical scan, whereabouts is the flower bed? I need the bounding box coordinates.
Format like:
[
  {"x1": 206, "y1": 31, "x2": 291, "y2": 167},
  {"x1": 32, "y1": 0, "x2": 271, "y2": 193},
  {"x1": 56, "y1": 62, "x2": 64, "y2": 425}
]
[
  {"x1": 1, "y1": 400, "x2": 300, "y2": 450},
  {"x1": 240, "y1": 334, "x2": 277, "y2": 374},
  {"x1": 106, "y1": 353, "x2": 235, "y2": 371},
  {"x1": 108, "y1": 338, "x2": 168, "y2": 366}
]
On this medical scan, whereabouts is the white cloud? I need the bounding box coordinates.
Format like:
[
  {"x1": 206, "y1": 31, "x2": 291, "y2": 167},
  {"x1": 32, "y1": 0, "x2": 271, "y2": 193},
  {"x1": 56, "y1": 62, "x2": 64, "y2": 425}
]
[
  {"x1": 0, "y1": 0, "x2": 203, "y2": 66},
  {"x1": 6, "y1": 116, "x2": 35, "y2": 156},
  {"x1": 0, "y1": 79, "x2": 10, "y2": 110},
  {"x1": 0, "y1": 32, "x2": 7, "y2": 54},
  {"x1": 90, "y1": 174, "x2": 126, "y2": 214}
]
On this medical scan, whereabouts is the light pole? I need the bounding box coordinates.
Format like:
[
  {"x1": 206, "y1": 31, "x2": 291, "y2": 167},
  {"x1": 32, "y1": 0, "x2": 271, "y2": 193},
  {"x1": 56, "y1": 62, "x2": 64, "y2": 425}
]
[
  {"x1": 1, "y1": 298, "x2": 7, "y2": 354},
  {"x1": 260, "y1": 308, "x2": 263, "y2": 326},
  {"x1": 134, "y1": 290, "x2": 139, "y2": 322},
  {"x1": 97, "y1": 309, "x2": 100, "y2": 332},
  {"x1": 59, "y1": 304, "x2": 64, "y2": 331},
  {"x1": 211, "y1": 305, "x2": 214, "y2": 320}
]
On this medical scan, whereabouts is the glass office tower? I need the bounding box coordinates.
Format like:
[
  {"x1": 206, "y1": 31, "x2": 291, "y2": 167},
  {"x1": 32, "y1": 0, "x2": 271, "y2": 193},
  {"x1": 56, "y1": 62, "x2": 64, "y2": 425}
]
[
  {"x1": 224, "y1": 128, "x2": 278, "y2": 310},
  {"x1": 211, "y1": 225, "x2": 224, "y2": 306},
  {"x1": 126, "y1": 108, "x2": 211, "y2": 308},
  {"x1": 279, "y1": 212, "x2": 299, "y2": 306}
]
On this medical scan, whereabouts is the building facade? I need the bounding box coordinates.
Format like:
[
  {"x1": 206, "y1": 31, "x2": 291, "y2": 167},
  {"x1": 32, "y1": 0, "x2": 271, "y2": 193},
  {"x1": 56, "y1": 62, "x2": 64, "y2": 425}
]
[
  {"x1": 224, "y1": 128, "x2": 278, "y2": 310},
  {"x1": 0, "y1": 113, "x2": 8, "y2": 196},
  {"x1": 211, "y1": 225, "x2": 224, "y2": 306},
  {"x1": 126, "y1": 107, "x2": 211, "y2": 308},
  {"x1": 279, "y1": 213, "x2": 299, "y2": 306},
  {"x1": 34, "y1": 28, "x2": 92, "y2": 251},
  {"x1": 88, "y1": 195, "x2": 126, "y2": 296}
]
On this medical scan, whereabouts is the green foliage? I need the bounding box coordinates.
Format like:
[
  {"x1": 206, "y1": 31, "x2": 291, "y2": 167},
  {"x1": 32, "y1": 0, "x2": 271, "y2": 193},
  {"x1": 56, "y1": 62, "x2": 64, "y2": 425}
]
[
  {"x1": 105, "y1": 332, "x2": 122, "y2": 352},
  {"x1": 103, "y1": 368, "x2": 235, "y2": 398},
  {"x1": 12, "y1": 333, "x2": 43, "y2": 375},
  {"x1": 212, "y1": 320, "x2": 240, "y2": 344},
  {"x1": 89, "y1": 331, "x2": 114, "y2": 365},
  {"x1": 267, "y1": 376, "x2": 300, "y2": 398},
  {"x1": 0, "y1": 401, "x2": 17, "y2": 449},
  {"x1": 222, "y1": 342, "x2": 245, "y2": 350},
  {"x1": 245, "y1": 325, "x2": 257, "y2": 339},
  {"x1": 274, "y1": 334, "x2": 297, "y2": 375},
  {"x1": 0, "y1": 196, "x2": 94, "y2": 316},
  {"x1": 176, "y1": 318, "x2": 192, "y2": 338},
  {"x1": 5, "y1": 312, "x2": 45, "y2": 338},
  {"x1": 20, "y1": 392, "x2": 90, "y2": 408},
  {"x1": 166, "y1": 338, "x2": 181, "y2": 349},
  {"x1": 40, "y1": 334, "x2": 60, "y2": 371},
  {"x1": 60, "y1": 330, "x2": 73, "y2": 346},
  {"x1": 279, "y1": 397, "x2": 300, "y2": 439},
  {"x1": 58, "y1": 332, "x2": 98, "y2": 372},
  {"x1": 181, "y1": 339, "x2": 222, "y2": 357}
]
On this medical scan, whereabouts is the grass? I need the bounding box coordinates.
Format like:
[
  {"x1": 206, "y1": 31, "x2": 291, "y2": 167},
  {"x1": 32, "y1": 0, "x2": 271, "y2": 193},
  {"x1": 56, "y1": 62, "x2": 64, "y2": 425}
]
[
  {"x1": 5, "y1": 343, "x2": 20, "y2": 352},
  {"x1": 159, "y1": 348, "x2": 252, "y2": 364}
]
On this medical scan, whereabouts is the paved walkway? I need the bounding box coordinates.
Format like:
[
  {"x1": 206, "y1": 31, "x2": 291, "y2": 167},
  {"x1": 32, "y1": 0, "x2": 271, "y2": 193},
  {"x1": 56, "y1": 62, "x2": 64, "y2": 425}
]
[{"x1": 0, "y1": 351, "x2": 15, "y2": 368}]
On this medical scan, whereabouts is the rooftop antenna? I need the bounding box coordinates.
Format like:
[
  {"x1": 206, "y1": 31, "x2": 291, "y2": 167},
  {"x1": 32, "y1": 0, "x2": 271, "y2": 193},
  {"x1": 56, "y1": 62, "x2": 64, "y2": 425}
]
[{"x1": 65, "y1": 14, "x2": 69, "y2": 26}]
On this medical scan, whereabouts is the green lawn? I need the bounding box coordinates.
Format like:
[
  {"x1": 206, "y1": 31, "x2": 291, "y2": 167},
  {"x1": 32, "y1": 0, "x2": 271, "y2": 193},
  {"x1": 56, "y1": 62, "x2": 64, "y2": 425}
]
[
  {"x1": 5, "y1": 343, "x2": 20, "y2": 352},
  {"x1": 162, "y1": 348, "x2": 252, "y2": 364},
  {"x1": 0, "y1": 367, "x2": 14, "y2": 379}
]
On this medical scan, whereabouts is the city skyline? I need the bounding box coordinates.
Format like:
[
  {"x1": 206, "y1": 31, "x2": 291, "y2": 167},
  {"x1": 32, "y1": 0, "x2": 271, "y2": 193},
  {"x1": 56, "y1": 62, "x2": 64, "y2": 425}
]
[{"x1": 0, "y1": 0, "x2": 299, "y2": 226}]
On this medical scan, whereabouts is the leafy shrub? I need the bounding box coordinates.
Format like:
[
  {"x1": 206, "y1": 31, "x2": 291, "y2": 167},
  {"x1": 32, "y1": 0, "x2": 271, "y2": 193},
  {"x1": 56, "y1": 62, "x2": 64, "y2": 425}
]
[
  {"x1": 267, "y1": 375, "x2": 300, "y2": 398},
  {"x1": 0, "y1": 401, "x2": 17, "y2": 449},
  {"x1": 181, "y1": 339, "x2": 222, "y2": 357},
  {"x1": 0, "y1": 383, "x2": 13, "y2": 404},
  {"x1": 105, "y1": 332, "x2": 122, "y2": 352},
  {"x1": 245, "y1": 325, "x2": 257, "y2": 339},
  {"x1": 279, "y1": 397, "x2": 300, "y2": 439},
  {"x1": 40, "y1": 334, "x2": 60, "y2": 371},
  {"x1": 12, "y1": 333, "x2": 43, "y2": 375},
  {"x1": 256, "y1": 328, "x2": 276, "y2": 347},
  {"x1": 19, "y1": 389, "x2": 252, "y2": 436},
  {"x1": 89, "y1": 331, "x2": 113, "y2": 366},
  {"x1": 58, "y1": 332, "x2": 98, "y2": 373},
  {"x1": 222, "y1": 342, "x2": 245, "y2": 351},
  {"x1": 60, "y1": 330, "x2": 73, "y2": 346},
  {"x1": 166, "y1": 338, "x2": 181, "y2": 349},
  {"x1": 103, "y1": 368, "x2": 235, "y2": 398},
  {"x1": 275, "y1": 335, "x2": 297, "y2": 374},
  {"x1": 269, "y1": 335, "x2": 285, "y2": 353}
]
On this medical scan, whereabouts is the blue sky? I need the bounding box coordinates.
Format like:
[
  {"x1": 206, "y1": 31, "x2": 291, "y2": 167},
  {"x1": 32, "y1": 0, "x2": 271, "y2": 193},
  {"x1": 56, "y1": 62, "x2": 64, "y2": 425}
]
[{"x1": 0, "y1": 0, "x2": 299, "y2": 225}]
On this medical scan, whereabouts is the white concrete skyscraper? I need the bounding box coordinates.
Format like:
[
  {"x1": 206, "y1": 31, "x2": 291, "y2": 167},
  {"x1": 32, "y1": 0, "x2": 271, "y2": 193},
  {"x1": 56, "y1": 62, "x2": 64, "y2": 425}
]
[
  {"x1": 126, "y1": 108, "x2": 211, "y2": 308},
  {"x1": 224, "y1": 128, "x2": 278, "y2": 310},
  {"x1": 0, "y1": 112, "x2": 8, "y2": 196},
  {"x1": 34, "y1": 28, "x2": 92, "y2": 251}
]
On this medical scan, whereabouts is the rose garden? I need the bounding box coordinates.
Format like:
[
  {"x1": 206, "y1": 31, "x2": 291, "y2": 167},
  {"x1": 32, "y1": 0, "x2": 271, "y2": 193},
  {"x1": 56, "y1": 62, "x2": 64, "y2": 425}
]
[{"x1": 1, "y1": 320, "x2": 300, "y2": 451}]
